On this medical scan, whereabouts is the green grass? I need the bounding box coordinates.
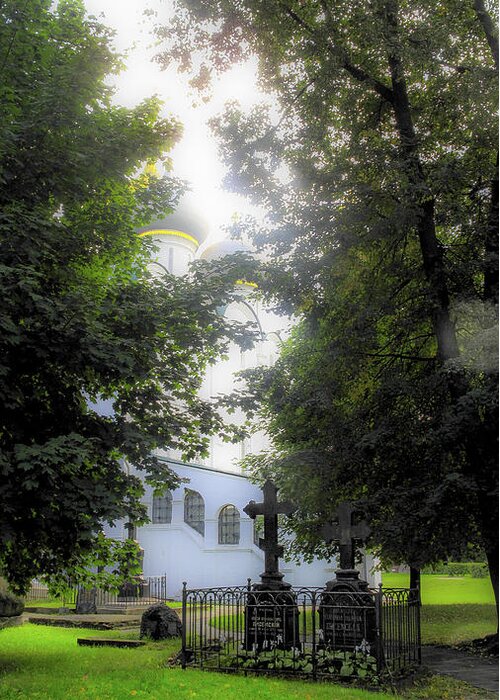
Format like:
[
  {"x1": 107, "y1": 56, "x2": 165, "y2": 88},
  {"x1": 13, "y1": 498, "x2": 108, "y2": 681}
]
[
  {"x1": 421, "y1": 605, "x2": 497, "y2": 645},
  {"x1": 2, "y1": 577, "x2": 496, "y2": 699},
  {"x1": 0, "y1": 624, "x2": 399, "y2": 700},
  {"x1": 24, "y1": 599, "x2": 75, "y2": 609},
  {"x1": 382, "y1": 572, "x2": 495, "y2": 605},
  {"x1": 384, "y1": 573, "x2": 497, "y2": 645},
  {"x1": 0, "y1": 624, "x2": 494, "y2": 700}
]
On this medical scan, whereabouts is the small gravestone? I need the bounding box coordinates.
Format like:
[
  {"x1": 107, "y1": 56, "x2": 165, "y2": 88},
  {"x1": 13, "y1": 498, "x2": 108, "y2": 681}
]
[
  {"x1": 75, "y1": 588, "x2": 97, "y2": 614},
  {"x1": 0, "y1": 590, "x2": 24, "y2": 617},
  {"x1": 318, "y1": 502, "x2": 377, "y2": 655},
  {"x1": 0, "y1": 590, "x2": 24, "y2": 629},
  {"x1": 140, "y1": 604, "x2": 182, "y2": 641},
  {"x1": 243, "y1": 481, "x2": 300, "y2": 651}
]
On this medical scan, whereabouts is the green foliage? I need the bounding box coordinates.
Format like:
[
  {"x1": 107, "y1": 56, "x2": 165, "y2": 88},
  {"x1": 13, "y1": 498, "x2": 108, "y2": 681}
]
[
  {"x1": 421, "y1": 562, "x2": 489, "y2": 578},
  {"x1": 0, "y1": 1, "x2": 251, "y2": 595},
  {"x1": 218, "y1": 647, "x2": 379, "y2": 683},
  {"x1": 159, "y1": 0, "x2": 499, "y2": 597}
]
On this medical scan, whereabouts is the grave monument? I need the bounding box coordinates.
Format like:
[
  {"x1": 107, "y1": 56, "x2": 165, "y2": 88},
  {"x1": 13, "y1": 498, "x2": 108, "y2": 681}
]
[
  {"x1": 243, "y1": 480, "x2": 300, "y2": 651},
  {"x1": 318, "y1": 502, "x2": 377, "y2": 654}
]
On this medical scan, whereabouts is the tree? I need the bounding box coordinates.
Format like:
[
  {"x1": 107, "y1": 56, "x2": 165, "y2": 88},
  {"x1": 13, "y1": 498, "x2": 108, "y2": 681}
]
[
  {"x1": 0, "y1": 0, "x2": 252, "y2": 595},
  {"x1": 158, "y1": 0, "x2": 499, "y2": 605}
]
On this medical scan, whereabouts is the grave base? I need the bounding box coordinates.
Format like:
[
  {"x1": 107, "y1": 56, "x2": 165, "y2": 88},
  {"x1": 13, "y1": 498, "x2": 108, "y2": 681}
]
[
  {"x1": 318, "y1": 569, "x2": 377, "y2": 656},
  {"x1": 244, "y1": 579, "x2": 301, "y2": 652}
]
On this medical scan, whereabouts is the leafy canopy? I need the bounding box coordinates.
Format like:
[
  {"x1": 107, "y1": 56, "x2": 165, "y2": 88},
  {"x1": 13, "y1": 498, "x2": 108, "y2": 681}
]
[{"x1": 0, "y1": 0, "x2": 254, "y2": 594}]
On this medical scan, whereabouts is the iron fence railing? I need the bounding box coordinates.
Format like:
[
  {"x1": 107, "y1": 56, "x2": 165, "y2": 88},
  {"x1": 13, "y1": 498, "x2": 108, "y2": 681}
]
[
  {"x1": 24, "y1": 576, "x2": 168, "y2": 609},
  {"x1": 24, "y1": 580, "x2": 77, "y2": 605},
  {"x1": 181, "y1": 582, "x2": 420, "y2": 682}
]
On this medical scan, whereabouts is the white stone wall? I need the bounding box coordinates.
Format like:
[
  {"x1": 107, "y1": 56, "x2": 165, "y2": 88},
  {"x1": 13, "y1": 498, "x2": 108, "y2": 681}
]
[{"x1": 104, "y1": 460, "x2": 381, "y2": 600}]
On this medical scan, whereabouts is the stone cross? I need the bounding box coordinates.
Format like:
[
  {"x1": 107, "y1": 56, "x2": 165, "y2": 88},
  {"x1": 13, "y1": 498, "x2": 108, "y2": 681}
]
[
  {"x1": 321, "y1": 502, "x2": 370, "y2": 571},
  {"x1": 243, "y1": 480, "x2": 295, "y2": 587}
]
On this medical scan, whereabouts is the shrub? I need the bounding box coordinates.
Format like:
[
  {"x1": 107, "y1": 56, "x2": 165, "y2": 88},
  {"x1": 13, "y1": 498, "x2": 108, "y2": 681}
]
[
  {"x1": 216, "y1": 648, "x2": 379, "y2": 683},
  {"x1": 421, "y1": 562, "x2": 488, "y2": 578}
]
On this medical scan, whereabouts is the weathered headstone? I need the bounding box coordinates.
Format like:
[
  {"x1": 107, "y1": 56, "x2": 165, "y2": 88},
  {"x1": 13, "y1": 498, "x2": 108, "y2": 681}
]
[
  {"x1": 318, "y1": 577, "x2": 376, "y2": 653},
  {"x1": 243, "y1": 480, "x2": 300, "y2": 651},
  {"x1": 75, "y1": 587, "x2": 97, "y2": 614},
  {"x1": 0, "y1": 589, "x2": 24, "y2": 628},
  {"x1": 318, "y1": 502, "x2": 376, "y2": 655},
  {"x1": 140, "y1": 603, "x2": 182, "y2": 640}
]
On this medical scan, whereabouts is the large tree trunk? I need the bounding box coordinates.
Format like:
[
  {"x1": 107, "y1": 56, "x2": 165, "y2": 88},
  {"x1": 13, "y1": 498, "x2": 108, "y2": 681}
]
[
  {"x1": 409, "y1": 566, "x2": 421, "y2": 600},
  {"x1": 484, "y1": 153, "x2": 499, "y2": 303},
  {"x1": 383, "y1": 1, "x2": 460, "y2": 363}
]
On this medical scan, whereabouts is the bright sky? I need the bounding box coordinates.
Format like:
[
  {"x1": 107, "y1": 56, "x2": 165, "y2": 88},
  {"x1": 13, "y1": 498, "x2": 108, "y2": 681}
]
[{"x1": 83, "y1": 0, "x2": 264, "y2": 244}]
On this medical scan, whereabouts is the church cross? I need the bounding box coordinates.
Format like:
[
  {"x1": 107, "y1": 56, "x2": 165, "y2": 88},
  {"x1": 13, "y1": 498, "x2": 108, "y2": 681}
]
[
  {"x1": 244, "y1": 480, "x2": 295, "y2": 585},
  {"x1": 321, "y1": 502, "x2": 370, "y2": 570}
]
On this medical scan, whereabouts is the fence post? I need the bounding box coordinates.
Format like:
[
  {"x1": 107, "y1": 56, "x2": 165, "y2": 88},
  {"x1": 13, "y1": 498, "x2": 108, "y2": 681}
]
[
  {"x1": 311, "y1": 590, "x2": 317, "y2": 681},
  {"x1": 416, "y1": 581, "x2": 422, "y2": 665},
  {"x1": 375, "y1": 583, "x2": 384, "y2": 675},
  {"x1": 181, "y1": 582, "x2": 187, "y2": 670}
]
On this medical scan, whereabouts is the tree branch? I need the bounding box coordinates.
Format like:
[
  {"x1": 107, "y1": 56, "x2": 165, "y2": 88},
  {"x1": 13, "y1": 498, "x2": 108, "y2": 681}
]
[
  {"x1": 474, "y1": 0, "x2": 499, "y2": 70},
  {"x1": 363, "y1": 352, "x2": 435, "y2": 361},
  {"x1": 280, "y1": 2, "x2": 394, "y2": 104}
]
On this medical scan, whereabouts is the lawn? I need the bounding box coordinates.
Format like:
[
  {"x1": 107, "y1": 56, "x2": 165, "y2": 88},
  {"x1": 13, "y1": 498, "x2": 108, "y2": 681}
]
[
  {"x1": 0, "y1": 624, "x2": 398, "y2": 700},
  {"x1": 382, "y1": 573, "x2": 495, "y2": 605},
  {"x1": 384, "y1": 573, "x2": 498, "y2": 645},
  {"x1": 1, "y1": 575, "x2": 495, "y2": 699},
  {"x1": 0, "y1": 624, "x2": 494, "y2": 700}
]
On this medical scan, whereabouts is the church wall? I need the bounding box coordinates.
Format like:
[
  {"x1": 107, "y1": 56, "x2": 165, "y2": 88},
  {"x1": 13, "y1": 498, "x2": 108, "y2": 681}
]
[{"x1": 113, "y1": 460, "x2": 381, "y2": 600}]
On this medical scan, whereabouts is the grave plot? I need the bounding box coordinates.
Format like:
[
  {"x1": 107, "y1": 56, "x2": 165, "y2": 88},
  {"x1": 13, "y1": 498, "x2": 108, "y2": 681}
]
[{"x1": 180, "y1": 492, "x2": 421, "y2": 683}]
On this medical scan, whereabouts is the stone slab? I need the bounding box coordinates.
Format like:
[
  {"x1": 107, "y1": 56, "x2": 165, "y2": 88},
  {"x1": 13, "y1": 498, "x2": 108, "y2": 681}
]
[
  {"x1": 26, "y1": 613, "x2": 141, "y2": 630},
  {"x1": 77, "y1": 638, "x2": 145, "y2": 648}
]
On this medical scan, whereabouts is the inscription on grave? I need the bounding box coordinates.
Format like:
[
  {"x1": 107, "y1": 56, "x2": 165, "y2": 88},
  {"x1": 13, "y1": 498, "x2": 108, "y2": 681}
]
[
  {"x1": 244, "y1": 590, "x2": 300, "y2": 651},
  {"x1": 318, "y1": 583, "x2": 376, "y2": 652}
]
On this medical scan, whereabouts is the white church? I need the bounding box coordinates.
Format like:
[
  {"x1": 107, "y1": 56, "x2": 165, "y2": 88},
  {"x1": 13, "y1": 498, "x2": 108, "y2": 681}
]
[{"x1": 105, "y1": 200, "x2": 380, "y2": 599}]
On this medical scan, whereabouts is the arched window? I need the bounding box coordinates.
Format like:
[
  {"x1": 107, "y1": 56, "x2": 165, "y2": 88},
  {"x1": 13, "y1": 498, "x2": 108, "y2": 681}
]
[
  {"x1": 218, "y1": 505, "x2": 240, "y2": 545},
  {"x1": 152, "y1": 491, "x2": 172, "y2": 524},
  {"x1": 184, "y1": 490, "x2": 205, "y2": 536}
]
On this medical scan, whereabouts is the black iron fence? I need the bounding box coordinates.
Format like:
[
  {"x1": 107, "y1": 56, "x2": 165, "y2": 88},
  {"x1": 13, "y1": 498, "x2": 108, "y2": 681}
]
[
  {"x1": 181, "y1": 583, "x2": 420, "y2": 682},
  {"x1": 24, "y1": 576, "x2": 168, "y2": 609}
]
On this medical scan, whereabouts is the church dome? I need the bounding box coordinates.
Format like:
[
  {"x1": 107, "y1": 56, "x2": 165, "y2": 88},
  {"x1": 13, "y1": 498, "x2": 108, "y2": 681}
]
[
  {"x1": 200, "y1": 239, "x2": 258, "y2": 289},
  {"x1": 137, "y1": 195, "x2": 209, "y2": 248},
  {"x1": 199, "y1": 239, "x2": 253, "y2": 261}
]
